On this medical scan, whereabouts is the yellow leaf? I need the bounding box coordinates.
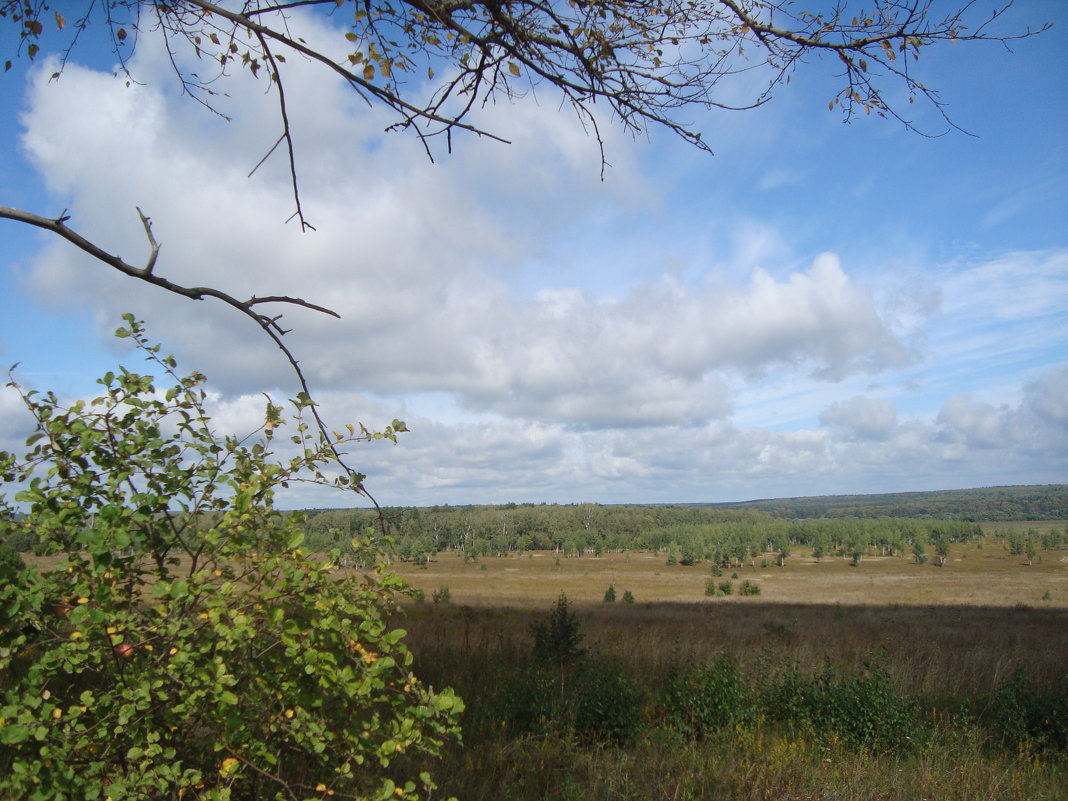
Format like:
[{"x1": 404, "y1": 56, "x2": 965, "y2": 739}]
[
  {"x1": 508, "y1": 61, "x2": 520, "y2": 77},
  {"x1": 219, "y1": 757, "x2": 239, "y2": 777},
  {"x1": 54, "y1": 11, "x2": 65, "y2": 30},
  {"x1": 363, "y1": 64, "x2": 375, "y2": 81}
]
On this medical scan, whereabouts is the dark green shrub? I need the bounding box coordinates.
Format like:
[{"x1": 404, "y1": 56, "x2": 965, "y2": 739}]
[
  {"x1": 0, "y1": 542, "x2": 25, "y2": 585},
  {"x1": 573, "y1": 660, "x2": 645, "y2": 745},
  {"x1": 603, "y1": 584, "x2": 616, "y2": 602},
  {"x1": 664, "y1": 652, "x2": 754, "y2": 738},
  {"x1": 432, "y1": 585, "x2": 453, "y2": 604},
  {"x1": 986, "y1": 669, "x2": 1068, "y2": 750},
  {"x1": 530, "y1": 593, "x2": 585, "y2": 668},
  {"x1": 622, "y1": 590, "x2": 635, "y2": 604},
  {"x1": 1, "y1": 525, "x2": 37, "y2": 554},
  {"x1": 739, "y1": 580, "x2": 761, "y2": 596}
]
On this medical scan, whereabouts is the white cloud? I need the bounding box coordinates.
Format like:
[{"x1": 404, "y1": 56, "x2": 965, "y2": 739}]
[
  {"x1": 5, "y1": 8, "x2": 1065, "y2": 507},
  {"x1": 16, "y1": 37, "x2": 915, "y2": 434},
  {"x1": 820, "y1": 396, "x2": 898, "y2": 442}
]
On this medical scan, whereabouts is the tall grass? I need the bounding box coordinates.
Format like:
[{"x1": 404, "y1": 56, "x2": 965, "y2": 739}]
[{"x1": 398, "y1": 599, "x2": 1067, "y2": 800}]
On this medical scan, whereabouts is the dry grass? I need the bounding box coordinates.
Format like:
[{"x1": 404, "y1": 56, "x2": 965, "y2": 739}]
[{"x1": 393, "y1": 538, "x2": 1068, "y2": 609}]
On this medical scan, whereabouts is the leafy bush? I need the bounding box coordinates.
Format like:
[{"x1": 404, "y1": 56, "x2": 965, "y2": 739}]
[
  {"x1": 765, "y1": 662, "x2": 920, "y2": 750},
  {"x1": 0, "y1": 319, "x2": 462, "y2": 801},
  {"x1": 573, "y1": 660, "x2": 644, "y2": 745},
  {"x1": 622, "y1": 590, "x2": 635, "y2": 604},
  {"x1": 663, "y1": 652, "x2": 754, "y2": 738},
  {"x1": 986, "y1": 668, "x2": 1068, "y2": 750},
  {"x1": 739, "y1": 580, "x2": 761, "y2": 596},
  {"x1": 432, "y1": 585, "x2": 453, "y2": 604},
  {"x1": 603, "y1": 584, "x2": 616, "y2": 602},
  {"x1": 0, "y1": 542, "x2": 25, "y2": 585}
]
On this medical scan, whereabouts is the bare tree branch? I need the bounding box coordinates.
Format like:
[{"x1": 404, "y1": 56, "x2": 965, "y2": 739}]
[{"x1": 0, "y1": 204, "x2": 377, "y2": 505}]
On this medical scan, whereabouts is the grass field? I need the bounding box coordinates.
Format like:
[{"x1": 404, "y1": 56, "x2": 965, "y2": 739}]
[
  {"x1": 393, "y1": 536, "x2": 1068, "y2": 609},
  {"x1": 387, "y1": 536, "x2": 1068, "y2": 800}
]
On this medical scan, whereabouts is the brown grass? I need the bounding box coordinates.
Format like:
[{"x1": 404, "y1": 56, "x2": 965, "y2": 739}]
[{"x1": 393, "y1": 538, "x2": 1068, "y2": 609}]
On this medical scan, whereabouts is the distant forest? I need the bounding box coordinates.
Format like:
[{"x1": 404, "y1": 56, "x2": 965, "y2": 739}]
[
  {"x1": 297, "y1": 485, "x2": 1067, "y2": 566},
  {"x1": 706, "y1": 484, "x2": 1068, "y2": 521},
  {"x1": 4, "y1": 485, "x2": 1064, "y2": 563}
]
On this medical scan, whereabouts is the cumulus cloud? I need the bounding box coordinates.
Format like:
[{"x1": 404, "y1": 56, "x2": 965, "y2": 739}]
[
  {"x1": 5, "y1": 10, "x2": 1064, "y2": 506},
  {"x1": 16, "y1": 27, "x2": 913, "y2": 434},
  {"x1": 820, "y1": 396, "x2": 898, "y2": 442}
]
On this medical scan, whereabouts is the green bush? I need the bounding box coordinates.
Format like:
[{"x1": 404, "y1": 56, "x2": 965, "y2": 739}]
[
  {"x1": 573, "y1": 660, "x2": 644, "y2": 745},
  {"x1": 0, "y1": 318, "x2": 462, "y2": 801},
  {"x1": 432, "y1": 585, "x2": 453, "y2": 604},
  {"x1": 663, "y1": 652, "x2": 754, "y2": 738},
  {"x1": 622, "y1": 590, "x2": 635, "y2": 604},
  {"x1": 603, "y1": 584, "x2": 616, "y2": 602},
  {"x1": 986, "y1": 668, "x2": 1068, "y2": 750},
  {"x1": 765, "y1": 662, "x2": 920, "y2": 750},
  {"x1": 739, "y1": 580, "x2": 761, "y2": 596},
  {"x1": 0, "y1": 542, "x2": 25, "y2": 585}
]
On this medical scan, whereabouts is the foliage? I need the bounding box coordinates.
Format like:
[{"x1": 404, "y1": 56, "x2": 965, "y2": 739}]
[
  {"x1": 986, "y1": 669, "x2": 1068, "y2": 751},
  {"x1": 431, "y1": 586, "x2": 452, "y2": 604},
  {"x1": 764, "y1": 661, "x2": 921, "y2": 750},
  {"x1": 572, "y1": 660, "x2": 644, "y2": 746},
  {"x1": 602, "y1": 585, "x2": 616, "y2": 603},
  {"x1": 738, "y1": 580, "x2": 761, "y2": 596},
  {"x1": 0, "y1": 320, "x2": 462, "y2": 801},
  {"x1": 530, "y1": 593, "x2": 586, "y2": 670},
  {"x1": 621, "y1": 590, "x2": 635, "y2": 604},
  {"x1": 663, "y1": 652, "x2": 754, "y2": 738},
  {"x1": 0, "y1": 542, "x2": 25, "y2": 585}
]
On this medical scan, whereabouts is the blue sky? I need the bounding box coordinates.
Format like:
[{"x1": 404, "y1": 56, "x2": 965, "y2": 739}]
[{"x1": 1, "y1": 2, "x2": 1066, "y2": 507}]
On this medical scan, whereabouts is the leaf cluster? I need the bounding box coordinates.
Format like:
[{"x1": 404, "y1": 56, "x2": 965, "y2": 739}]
[{"x1": 0, "y1": 319, "x2": 461, "y2": 801}]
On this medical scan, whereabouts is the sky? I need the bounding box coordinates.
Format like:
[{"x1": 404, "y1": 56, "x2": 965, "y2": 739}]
[{"x1": 1, "y1": 1, "x2": 1066, "y2": 508}]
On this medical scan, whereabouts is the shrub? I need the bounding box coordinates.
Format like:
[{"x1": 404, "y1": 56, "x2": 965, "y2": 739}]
[
  {"x1": 0, "y1": 542, "x2": 25, "y2": 585},
  {"x1": 986, "y1": 668, "x2": 1068, "y2": 750},
  {"x1": 432, "y1": 585, "x2": 453, "y2": 604},
  {"x1": 573, "y1": 660, "x2": 644, "y2": 744},
  {"x1": 622, "y1": 590, "x2": 635, "y2": 604},
  {"x1": 664, "y1": 652, "x2": 754, "y2": 738},
  {"x1": 0, "y1": 319, "x2": 462, "y2": 801},
  {"x1": 739, "y1": 580, "x2": 761, "y2": 596},
  {"x1": 603, "y1": 584, "x2": 617, "y2": 602},
  {"x1": 764, "y1": 662, "x2": 920, "y2": 750}
]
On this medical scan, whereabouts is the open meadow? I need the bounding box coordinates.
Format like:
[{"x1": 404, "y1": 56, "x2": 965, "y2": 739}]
[{"x1": 387, "y1": 534, "x2": 1068, "y2": 801}]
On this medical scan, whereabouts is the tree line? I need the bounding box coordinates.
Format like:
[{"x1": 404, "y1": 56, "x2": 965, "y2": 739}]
[{"x1": 296, "y1": 503, "x2": 999, "y2": 567}]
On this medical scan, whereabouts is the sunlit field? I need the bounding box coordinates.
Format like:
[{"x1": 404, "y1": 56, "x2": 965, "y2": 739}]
[{"x1": 392, "y1": 533, "x2": 1068, "y2": 609}]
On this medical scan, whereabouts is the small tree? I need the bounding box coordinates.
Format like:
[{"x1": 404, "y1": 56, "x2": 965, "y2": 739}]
[
  {"x1": 603, "y1": 584, "x2": 617, "y2": 603},
  {"x1": 531, "y1": 593, "x2": 586, "y2": 670},
  {"x1": 0, "y1": 319, "x2": 462, "y2": 801}
]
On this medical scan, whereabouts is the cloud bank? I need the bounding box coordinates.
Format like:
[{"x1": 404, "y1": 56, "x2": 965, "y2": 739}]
[{"x1": 3, "y1": 14, "x2": 1065, "y2": 505}]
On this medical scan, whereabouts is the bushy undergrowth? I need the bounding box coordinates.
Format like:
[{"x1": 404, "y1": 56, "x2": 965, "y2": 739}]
[
  {"x1": 405, "y1": 598, "x2": 1066, "y2": 800},
  {"x1": 0, "y1": 320, "x2": 462, "y2": 801}
]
